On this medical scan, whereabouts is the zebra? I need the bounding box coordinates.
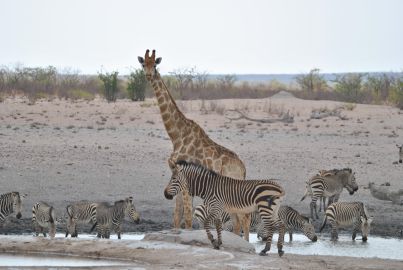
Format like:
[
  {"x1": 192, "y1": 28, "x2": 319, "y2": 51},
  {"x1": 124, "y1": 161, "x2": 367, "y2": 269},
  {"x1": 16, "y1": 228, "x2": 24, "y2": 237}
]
[
  {"x1": 301, "y1": 168, "x2": 358, "y2": 220},
  {"x1": 0, "y1": 192, "x2": 26, "y2": 230},
  {"x1": 196, "y1": 205, "x2": 317, "y2": 243},
  {"x1": 397, "y1": 144, "x2": 402, "y2": 163},
  {"x1": 32, "y1": 202, "x2": 56, "y2": 238},
  {"x1": 65, "y1": 201, "x2": 100, "y2": 237},
  {"x1": 164, "y1": 161, "x2": 285, "y2": 256},
  {"x1": 90, "y1": 197, "x2": 140, "y2": 239},
  {"x1": 320, "y1": 201, "x2": 373, "y2": 241},
  {"x1": 254, "y1": 206, "x2": 317, "y2": 242}
]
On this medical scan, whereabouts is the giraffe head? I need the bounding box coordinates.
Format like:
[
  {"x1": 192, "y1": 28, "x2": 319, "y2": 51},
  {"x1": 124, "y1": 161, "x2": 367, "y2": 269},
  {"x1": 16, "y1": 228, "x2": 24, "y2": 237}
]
[{"x1": 138, "y1": 49, "x2": 162, "y2": 80}]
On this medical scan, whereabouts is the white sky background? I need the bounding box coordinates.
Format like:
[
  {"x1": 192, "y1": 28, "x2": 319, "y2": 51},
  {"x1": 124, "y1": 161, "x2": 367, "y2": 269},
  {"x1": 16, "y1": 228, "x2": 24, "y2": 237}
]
[{"x1": 1, "y1": 0, "x2": 402, "y2": 74}]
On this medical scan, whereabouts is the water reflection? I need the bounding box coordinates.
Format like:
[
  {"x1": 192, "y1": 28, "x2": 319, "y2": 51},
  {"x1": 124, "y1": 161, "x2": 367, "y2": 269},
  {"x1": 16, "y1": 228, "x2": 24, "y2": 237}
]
[{"x1": 251, "y1": 233, "x2": 403, "y2": 260}]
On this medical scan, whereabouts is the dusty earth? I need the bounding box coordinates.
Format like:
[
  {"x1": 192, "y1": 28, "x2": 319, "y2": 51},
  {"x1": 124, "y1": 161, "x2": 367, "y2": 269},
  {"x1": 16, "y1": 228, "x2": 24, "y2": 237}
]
[{"x1": 1, "y1": 93, "x2": 403, "y2": 267}]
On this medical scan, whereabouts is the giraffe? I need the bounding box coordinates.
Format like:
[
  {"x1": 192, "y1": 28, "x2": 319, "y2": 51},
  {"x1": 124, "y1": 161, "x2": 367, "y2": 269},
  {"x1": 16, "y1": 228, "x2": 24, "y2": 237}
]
[{"x1": 138, "y1": 50, "x2": 250, "y2": 240}]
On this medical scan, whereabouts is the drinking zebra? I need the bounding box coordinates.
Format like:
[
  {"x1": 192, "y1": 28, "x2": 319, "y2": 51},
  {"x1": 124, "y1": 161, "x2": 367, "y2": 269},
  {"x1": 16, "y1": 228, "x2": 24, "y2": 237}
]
[
  {"x1": 301, "y1": 168, "x2": 358, "y2": 220},
  {"x1": 320, "y1": 201, "x2": 373, "y2": 241},
  {"x1": 196, "y1": 205, "x2": 317, "y2": 243},
  {"x1": 0, "y1": 192, "x2": 26, "y2": 230},
  {"x1": 65, "y1": 201, "x2": 100, "y2": 237},
  {"x1": 32, "y1": 202, "x2": 56, "y2": 238},
  {"x1": 90, "y1": 197, "x2": 140, "y2": 239},
  {"x1": 255, "y1": 206, "x2": 317, "y2": 242},
  {"x1": 164, "y1": 161, "x2": 285, "y2": 256},
  {"x1": 397, "y1": 144, "x2": 402, "y2": 163}
]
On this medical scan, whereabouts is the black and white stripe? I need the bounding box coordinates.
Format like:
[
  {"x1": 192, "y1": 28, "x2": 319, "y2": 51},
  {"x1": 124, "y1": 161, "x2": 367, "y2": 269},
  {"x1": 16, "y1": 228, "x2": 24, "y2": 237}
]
[
  {"x1": 254, "y1": 206, "x2": 318, "y2": 242},
  {"x1": 32, "y1": 202, "x2": 56, "y2": 238},
  {"x1": 90, "y1": 197, "x2": 140, "y2": 239},
  {"x1": 301, "y1": 168, "x2": 358, "y2": 220},
  {"x1": 0, "y1": 192, "x2": 25, "y2": 226},
  {"x1": 164, "y1": 161, "x2": 285, "y2": 256},
  {"x1": 65, "y1": 201, "x2": 99, "y2": 237},
  {"x1": 320, "y1": 201, "x2": 373, "y2": 241}
]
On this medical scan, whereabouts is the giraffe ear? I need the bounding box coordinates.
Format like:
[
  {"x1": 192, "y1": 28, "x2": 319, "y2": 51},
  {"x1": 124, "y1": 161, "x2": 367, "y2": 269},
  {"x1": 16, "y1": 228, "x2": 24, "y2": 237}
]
[
  {"x1": 155, "y1": 57, "x2": 162, "y2": 65},
  {"x1": 138, "y1": 56, "x2": 144, "y2": 64},
  {"x1": 168, "y1": 159, "x2": 175, "y2": 170}
]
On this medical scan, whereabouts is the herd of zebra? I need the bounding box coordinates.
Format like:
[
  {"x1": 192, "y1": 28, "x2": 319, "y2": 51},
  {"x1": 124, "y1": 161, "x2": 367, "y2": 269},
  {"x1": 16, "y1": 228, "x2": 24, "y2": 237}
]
[
  {"x1": 0, "y1": 147, "x2": 401, "y2": 257},
  {"x1": 0, "y1": 193, "x2": 140, "y2": 239}
]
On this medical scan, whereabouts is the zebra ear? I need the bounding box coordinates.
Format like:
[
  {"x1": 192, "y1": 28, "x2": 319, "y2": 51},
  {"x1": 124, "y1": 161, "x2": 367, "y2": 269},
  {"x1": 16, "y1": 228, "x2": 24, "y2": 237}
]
[
  {"x1": 397, "y1": 144, "x2": 402, "y2": 149},
  {"x1": 367, "y1": 216, "x2": 373, "y2": 224},
  {"x1": 308, "y1": 218, "x2": 313, "y2": 224}
]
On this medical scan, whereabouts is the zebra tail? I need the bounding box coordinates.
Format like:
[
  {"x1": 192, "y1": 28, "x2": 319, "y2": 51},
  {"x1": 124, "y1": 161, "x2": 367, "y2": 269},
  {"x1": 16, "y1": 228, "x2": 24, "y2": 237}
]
[
  {"x1": 300, "y1": 189, "x2": 308, "y2": 201},
  {"x1": 49, "y1": 207, "x2": 55, "y2": 223},
  {"x1": 90, "y1": 222, "x2": 98, "y2": 233},
  {"x1": 319, "y1": 216, "x2": 327, "y2": 232}
]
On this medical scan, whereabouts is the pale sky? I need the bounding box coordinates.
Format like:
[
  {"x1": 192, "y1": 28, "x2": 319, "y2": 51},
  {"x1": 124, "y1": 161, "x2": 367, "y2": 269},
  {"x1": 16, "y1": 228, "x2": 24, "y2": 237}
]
[{"x1": 1, "y1": 0, "x2": 402, "y2": 74}]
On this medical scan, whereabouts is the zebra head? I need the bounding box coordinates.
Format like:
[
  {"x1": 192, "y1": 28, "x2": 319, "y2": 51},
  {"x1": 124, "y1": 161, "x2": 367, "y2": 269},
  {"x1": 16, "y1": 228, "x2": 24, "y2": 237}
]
[
  {"x1": 164, "y1": 162, "x2": 188, "y2": 200},
  {"x1": 342, "y1": 169, "x2": 358, "y2": 195},
  {"x1": 360, "y1": 216, "x2": 373, "y2": 242},
  {"x1": 123, "y1": 197, "x2": 140, "y2": 224},
  {"x1": 301, "y1": 217, "x2": 318, "y2": 242},
  {"x1": 11, "y1": 192, "x2": 25, "y2": 219},
  {"x1": 397, "y1": 144, "x2": 403, "y2": 163}
]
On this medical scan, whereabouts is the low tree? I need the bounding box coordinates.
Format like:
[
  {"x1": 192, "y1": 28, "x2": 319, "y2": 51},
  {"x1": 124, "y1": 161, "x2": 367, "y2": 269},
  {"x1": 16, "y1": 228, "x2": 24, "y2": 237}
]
[
  {"x1": 127, "y1": 69, "x2": 147, "y2": 101},
  {"x1": 295, "y1": 68, "x2": 327, "y2": 93},
  {"x1": 388, "y1": 76, "x2": 403, "y2": 109},
  {"x1": 98, "y1": 71, "x2": 119, "y2": 102},
  {"x1": 365, "y1": 73, "x2": 392, "y2": 103},
  {"x1": 333, "y1": 73, "x2": 366, "y2": 103}
]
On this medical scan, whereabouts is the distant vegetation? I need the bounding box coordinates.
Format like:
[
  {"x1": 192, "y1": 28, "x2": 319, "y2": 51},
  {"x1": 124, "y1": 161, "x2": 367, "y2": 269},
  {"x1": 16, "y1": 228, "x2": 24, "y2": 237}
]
[{"x1": 0, "y1": 65, "x2": 402, "y2": 109}]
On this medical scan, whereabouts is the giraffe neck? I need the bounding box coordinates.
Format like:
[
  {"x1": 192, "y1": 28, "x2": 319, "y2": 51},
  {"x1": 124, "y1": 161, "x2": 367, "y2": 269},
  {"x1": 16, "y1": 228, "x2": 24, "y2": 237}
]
[{"x1": 149, "y1": 71, "x2": 187, "y2": 146}]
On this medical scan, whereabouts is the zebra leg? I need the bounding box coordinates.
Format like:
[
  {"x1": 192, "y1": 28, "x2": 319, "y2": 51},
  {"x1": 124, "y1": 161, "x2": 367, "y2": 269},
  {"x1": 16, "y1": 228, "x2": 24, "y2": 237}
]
[
  {"x1": 259, "y1": 218, "x2": 277, "y2": 256},
  {"x1": 173, "y1": 192, "x2": 184, "y2": 229},
  {"x1": 277, "y1": 221, "x2": 285, "y2": 257},
  {"x1": 289, "y1": 230, "x2": 293, "y2": 242},
  {"x1": 213, "y1": 218, "x2": 223, "y2": 249},
  {"x1": 183, "y1": 190, "x2": 193, "y2": 229},
  {"x1": 330, "y1": 220, "x2": 338, "y2": 241},
  {"x1": 41, "y1": 227, "x2": 46, "y2": 237},
  {"x1": 310, "y1": 199, "x2": 319, "y2": 220},
  {"x1": 352, "y1": 222, "x2": 360, "y2": 241}
]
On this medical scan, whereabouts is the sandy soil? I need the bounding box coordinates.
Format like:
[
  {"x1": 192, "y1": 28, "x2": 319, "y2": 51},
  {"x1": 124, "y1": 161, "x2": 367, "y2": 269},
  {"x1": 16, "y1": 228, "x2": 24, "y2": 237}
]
[{"x1": 1, "y1": 94, "x2": 403, "y2": 238}]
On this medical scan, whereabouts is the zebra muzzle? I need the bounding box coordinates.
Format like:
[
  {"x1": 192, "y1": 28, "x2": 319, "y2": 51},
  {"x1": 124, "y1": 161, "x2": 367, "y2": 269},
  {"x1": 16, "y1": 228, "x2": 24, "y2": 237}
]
[
  {"x1": 399, "y1": 160, "x2": 402, "y2": 163},
  {"x1": 16, "y1": 213, "x2": 22, "y2": 219},
  {"x1": 164, "y1": 189, "x2": 173, "y2": 200}
]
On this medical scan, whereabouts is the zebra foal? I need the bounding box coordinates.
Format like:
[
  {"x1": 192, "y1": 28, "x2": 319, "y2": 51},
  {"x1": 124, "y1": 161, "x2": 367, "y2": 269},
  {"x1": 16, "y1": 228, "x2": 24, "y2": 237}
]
[
  {"x1": 301, "y1": 168, "x2": 358, "y2": 220},
  {"x1": 90, "y1": 197, "x2": 140, "y2": 239},
  {"x1": 32, "y1": 202, "x2": 56, "y2": 238},
  {"x1": 164, "y1": 161, "x2": 285, "y2": 256},
  {"x1": 255, "y1": 206, "x2": 317, "y2": 242},
  {"x1": 0, "y1": 192, "x2": 26, "y2": 231},
  {"x1": 65, "y1": 201, "x2": 99, "y2": 237},
  {"x1": 320, "y1": 202, "x2": 373, "y2": 241}
]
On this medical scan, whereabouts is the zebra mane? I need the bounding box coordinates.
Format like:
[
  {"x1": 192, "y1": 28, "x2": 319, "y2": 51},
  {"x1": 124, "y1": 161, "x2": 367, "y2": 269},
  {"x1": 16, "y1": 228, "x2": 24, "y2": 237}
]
[
  {"x1": 0, "y1": 191, "x2": 18, "y2": 199},
  {"x1": 175, "y1": 160, "x2": 219, "y2": 178},
  {"x1": 114, "y1": 200, "x2": 125, "y2": 205}
]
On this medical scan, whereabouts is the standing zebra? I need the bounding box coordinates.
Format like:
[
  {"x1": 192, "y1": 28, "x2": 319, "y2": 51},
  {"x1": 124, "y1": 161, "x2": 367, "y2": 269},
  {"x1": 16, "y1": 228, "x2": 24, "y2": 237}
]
[
  {"x1": 320, "y1": 202, "x2": 373, "y2": 241},
  {"x1": 32, "y1": 202, "x2": 56, "y2": 238},
  {"x1": 0, "y1": 192, "x2": 26, "y2": 230},
  {"x1": 65, "y1": 201, "x2": 101, "y2": 237},
  {"x1": 164, "y1": 161, "x2": 285, "y2": 256},
  {"x1": 301, "y1": 168, "x2": 358, "y2": 220},
  {"x1": 90, "y1": 197, "x2": 140, "y2": 239},
  {"x1": 397, "y1": 144, "x2": 402, "y2": 163}
]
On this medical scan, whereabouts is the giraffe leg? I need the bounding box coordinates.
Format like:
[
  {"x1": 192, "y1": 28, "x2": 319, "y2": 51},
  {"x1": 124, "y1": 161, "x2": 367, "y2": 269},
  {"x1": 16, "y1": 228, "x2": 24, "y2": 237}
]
[
  {"x1": 240, "y1": 213, "x2": 251, "y2": 242},
  {"x1": 173, "y1": 193, "x2": 184, "y2": 229},
  {"x1": 230, "y1": 214, "x2": 241, "y2": 236},
  {"x1": 183, "y1": 190, "x2": 193, "y2": 229}
]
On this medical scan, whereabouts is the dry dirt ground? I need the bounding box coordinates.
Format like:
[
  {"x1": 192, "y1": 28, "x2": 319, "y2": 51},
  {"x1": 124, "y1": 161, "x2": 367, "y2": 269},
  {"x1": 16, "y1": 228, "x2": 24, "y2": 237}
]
[{"x1": 1, "y1": 93, "x2": 403, "y2": 238}]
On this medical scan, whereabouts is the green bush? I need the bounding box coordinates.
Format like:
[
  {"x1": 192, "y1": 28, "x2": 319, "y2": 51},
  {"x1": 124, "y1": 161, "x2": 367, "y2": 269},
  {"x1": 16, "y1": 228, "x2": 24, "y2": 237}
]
[
  {"x1": 388, "y1": 77, "x2": 403, "y2": 109},
  {"x1": 333, "y1": 73, "x2": 365, "y2": 103},
  {"x1": 127, "y1": 69, "x2": 147, "y2": 101},
  {"x1": 98, "y1": 71, "x2": 119, "y2": 102}
]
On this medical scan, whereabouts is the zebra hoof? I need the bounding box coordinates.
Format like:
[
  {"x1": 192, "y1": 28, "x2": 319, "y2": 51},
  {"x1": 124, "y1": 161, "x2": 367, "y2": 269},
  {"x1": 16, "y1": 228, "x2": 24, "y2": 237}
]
[
  {"x1": 362, "y1": 236, "x2": 368, "y2": 242},
  {"x1": 211, "y1": 240, "x2": 221, "y2": 249},
  {"x1": 278, "y1": 250, "x2": 284, "y2": 257},
  {"x1": 259, "y1": 250, "x2": 268, "y2": 256}
]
